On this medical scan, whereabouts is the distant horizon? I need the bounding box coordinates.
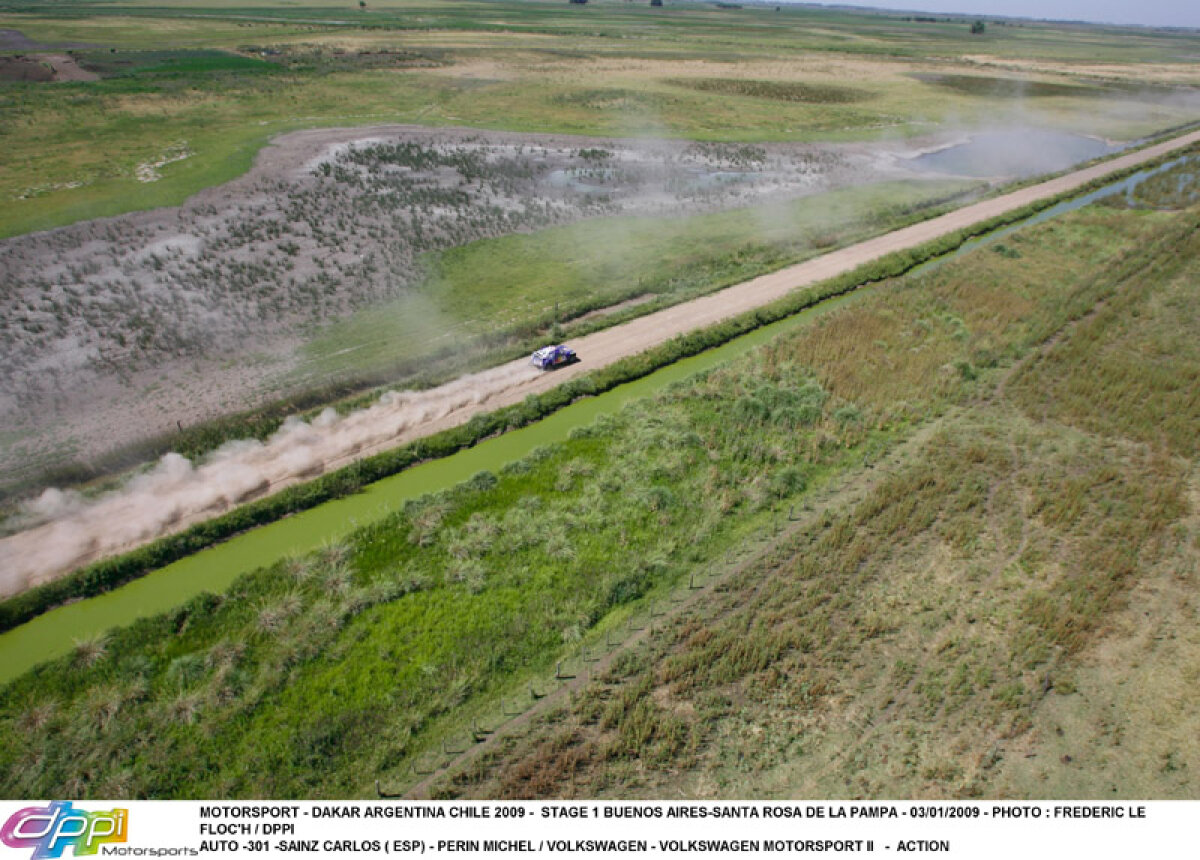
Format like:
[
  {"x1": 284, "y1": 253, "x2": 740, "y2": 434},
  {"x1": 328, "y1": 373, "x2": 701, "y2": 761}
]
[{"x1": 785, "y1": 1, "x2": 1200, "y2": 30}]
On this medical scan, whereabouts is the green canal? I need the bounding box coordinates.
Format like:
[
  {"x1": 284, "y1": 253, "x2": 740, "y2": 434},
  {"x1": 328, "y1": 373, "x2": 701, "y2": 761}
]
[
  {"x1": 1, "y1": 153, "x2": 1188, "y2": 685},
  {"x1": 0, "y1": 290, "x2": 868, "y2": 684}
]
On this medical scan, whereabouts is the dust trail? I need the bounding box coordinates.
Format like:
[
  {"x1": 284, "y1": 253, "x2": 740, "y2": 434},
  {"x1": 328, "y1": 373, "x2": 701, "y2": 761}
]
[{"x1": 0, "y1": 361, "x2": 540, "y2": 597}]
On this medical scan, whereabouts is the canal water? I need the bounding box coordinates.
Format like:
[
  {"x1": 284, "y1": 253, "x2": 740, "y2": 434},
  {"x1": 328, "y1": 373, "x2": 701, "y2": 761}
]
[{"x1": 0, "y1": 152, "x2": 1191, "y2": 685}]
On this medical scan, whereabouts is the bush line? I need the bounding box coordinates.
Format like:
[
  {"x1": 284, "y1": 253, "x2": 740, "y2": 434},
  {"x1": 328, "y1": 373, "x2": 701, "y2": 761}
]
[{"x1": 0, "y1": 151, "x2": 1183, "y2": 634}]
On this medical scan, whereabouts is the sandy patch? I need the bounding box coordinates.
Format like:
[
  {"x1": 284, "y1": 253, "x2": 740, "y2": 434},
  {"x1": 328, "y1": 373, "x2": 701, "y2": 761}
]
[{"x1": 0, "y1": 53, "x2": 98, "y2": 83}]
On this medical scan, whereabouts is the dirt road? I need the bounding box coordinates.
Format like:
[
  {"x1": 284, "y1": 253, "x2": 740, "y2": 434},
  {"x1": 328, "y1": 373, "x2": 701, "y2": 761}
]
[
  {"x1": 324, "y1": 126, "x2": 1200, "y2": 467},
  {"x1": 2, "y1": 127, "x2": 1197, "y2": 597}
]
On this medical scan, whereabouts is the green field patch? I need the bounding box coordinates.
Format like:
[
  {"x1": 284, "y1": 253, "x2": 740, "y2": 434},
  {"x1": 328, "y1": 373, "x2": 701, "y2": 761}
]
[
  {"x1": 911, "y1": 73, "x2": 1115, "y2": 100},
  {"x1": 551, "y1": 87, "x2": 676, "y2": 112},
  {"x1": 2, "y1": 3, "x2": 1196, "y2": 237},
  {"x1": 73, "y1": 48, "x2": 276, "y2": 78},
  {"x1": 1009, "y1": 209, "x2": 1200, "y2": 457},
  {"x1": 666, "y1": 77, "x2": 872, "y2": 105},
  {"x1": 240, "y1": 43, "x2": 450, "y2": 74}
]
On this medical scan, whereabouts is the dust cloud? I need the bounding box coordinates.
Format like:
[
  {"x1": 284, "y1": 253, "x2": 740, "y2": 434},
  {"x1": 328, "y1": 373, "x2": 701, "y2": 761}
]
[{"x1": 0, "y1": 361, "x2": 539, "y2": 597}]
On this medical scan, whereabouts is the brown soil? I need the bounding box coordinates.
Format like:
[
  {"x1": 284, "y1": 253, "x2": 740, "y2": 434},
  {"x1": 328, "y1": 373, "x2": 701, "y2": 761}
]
[
  {"x1": 0, "y1": 56, "x2": 51, "y2": 82},
  {"x1": 0, "y1": 53, "x2": 98, "y2": 82}
]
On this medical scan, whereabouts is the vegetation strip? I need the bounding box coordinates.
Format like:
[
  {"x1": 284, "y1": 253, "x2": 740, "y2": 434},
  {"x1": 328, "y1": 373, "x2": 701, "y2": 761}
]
[
  {"x1": 403, "y1": 417, "x2": 948, "y2": 799},
  {"x1": 2, "y1": 133, "x2": 1197, "y2": 636}
]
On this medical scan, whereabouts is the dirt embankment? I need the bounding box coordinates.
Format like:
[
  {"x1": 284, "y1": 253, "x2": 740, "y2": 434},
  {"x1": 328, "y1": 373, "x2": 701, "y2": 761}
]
[
  {"x1": 2, "y1": 127, "x2": 1198, "y2": 599},
  {"x1": 0, "y1": 26, "x2": 101, "y2": 83}
]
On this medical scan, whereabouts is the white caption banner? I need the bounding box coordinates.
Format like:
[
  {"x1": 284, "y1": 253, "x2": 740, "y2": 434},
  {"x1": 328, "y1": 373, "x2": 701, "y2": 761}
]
[{"x1": 0, "y1": 801, "x2": 1192, "y2": 860}]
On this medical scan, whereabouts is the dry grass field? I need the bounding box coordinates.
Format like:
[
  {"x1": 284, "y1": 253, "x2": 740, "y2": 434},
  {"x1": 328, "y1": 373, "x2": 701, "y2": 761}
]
[{"x1": 429, "y1": 202, "x2": 1200, "y2": 800}]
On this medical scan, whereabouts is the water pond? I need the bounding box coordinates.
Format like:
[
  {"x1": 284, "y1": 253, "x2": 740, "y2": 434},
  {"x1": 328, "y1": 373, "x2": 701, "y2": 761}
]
[{"x1": 912, "y1": 129, "x2": 1121, "y2": 179}]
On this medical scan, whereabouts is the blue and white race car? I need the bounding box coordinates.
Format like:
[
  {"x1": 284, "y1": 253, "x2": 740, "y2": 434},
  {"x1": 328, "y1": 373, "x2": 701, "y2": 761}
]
[{"x1": 530, "y1": 344, "x2": 578, "y2": 370}]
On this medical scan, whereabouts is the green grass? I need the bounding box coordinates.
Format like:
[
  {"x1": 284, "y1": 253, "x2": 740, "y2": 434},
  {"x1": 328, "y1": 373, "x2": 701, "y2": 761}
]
[
  {"x1": 1009, "y1": 211, "x2": 1200, "y2": 457},
  {"x1": 73, "y1": 48, "x2": 278, "y2": 77},
  {"x1": 0, "y1": 67, "x2": 437, "y2": 237},
  {"x1": 664, "y1": 77, "x2": 872, "y2": 104},
  {"x1": 6, "y1": 1, "x2": 1194, "y2": 65},
  {"x1": 911, "y1": 73, "x2": 1120, "y2": 100},
  {"x1": 435, "y1": 204, "x2": 1200, "y2": 801},
  {"x1": 455, "y1": 413, "x2": 1189, "y2": 799},
  {"x1": 0, "y1": 356, "x2": 874, "y2": 797}
]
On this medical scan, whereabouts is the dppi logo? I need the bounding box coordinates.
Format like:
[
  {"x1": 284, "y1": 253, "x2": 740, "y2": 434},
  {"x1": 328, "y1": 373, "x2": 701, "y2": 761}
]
[{"x1": 1, "y1": 802, "x2": 128, "y2": 859}]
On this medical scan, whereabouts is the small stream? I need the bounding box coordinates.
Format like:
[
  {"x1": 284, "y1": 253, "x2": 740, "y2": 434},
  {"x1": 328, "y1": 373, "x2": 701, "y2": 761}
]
[
  {"x1": 922, "y1": 152, "x2": 1197, "y2": 273},
  {"x1": 0, "y1": 152, "x2": 1191, "y2": 685}
]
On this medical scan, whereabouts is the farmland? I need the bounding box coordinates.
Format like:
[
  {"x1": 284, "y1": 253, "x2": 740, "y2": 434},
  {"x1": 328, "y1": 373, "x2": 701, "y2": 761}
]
[
  {"x1": 1, "y1": 0, "x2": 1199, "y2": 802},
  {"x1": 438, "y1": 199, "x2": 1200, "y2": 799},
  {"x1": 4, "y1": 2, "x2": 1199, "y2": 239}
]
